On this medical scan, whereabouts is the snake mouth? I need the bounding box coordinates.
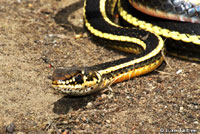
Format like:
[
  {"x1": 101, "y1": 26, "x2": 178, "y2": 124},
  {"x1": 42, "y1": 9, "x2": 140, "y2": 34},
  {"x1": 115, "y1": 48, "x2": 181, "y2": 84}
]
[
  {"x1": 52, "y1": 67, "x2": 86, "y2": 88},
  {"x1": 52, "y1": 82, "x2": 100, "y2": 96}
]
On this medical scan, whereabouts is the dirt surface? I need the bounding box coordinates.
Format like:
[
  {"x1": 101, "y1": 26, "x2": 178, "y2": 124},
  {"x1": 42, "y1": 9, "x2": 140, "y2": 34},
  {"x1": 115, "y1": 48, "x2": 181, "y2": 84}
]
[{"x1": 0, "y1": 0, "x2": 199, "y2": 133}]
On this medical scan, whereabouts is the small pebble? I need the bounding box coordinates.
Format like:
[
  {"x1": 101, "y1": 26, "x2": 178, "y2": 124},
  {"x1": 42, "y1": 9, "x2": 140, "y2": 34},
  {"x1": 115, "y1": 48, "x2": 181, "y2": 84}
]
[
  {"x1": 193, "y1": 121, "x2": 199, "y2": 125},
  {"x1": 101, "y1": 94, "x2": 107, "y2": 99},
  {"x1": 106, "y1": 120, "x2": 110, "y2": 123},
  {"x1": 74, "y1": 34, "x2": 83, "y2": 39},
  {"x1": 176, "y1": 69, "x2": 183, "y2": 74},
  {"x1": 86, "y1": 102, "x2": 93, "y2": 108},
  {"x1": 6, "y1": 123, "x2": 15, "y2": 133},
  {"x1": 28, "y1": 3, "x2": 33, "y2": 8},
  {"x1": 179, "y1": 106, "x2": 184, "y2": 112}
]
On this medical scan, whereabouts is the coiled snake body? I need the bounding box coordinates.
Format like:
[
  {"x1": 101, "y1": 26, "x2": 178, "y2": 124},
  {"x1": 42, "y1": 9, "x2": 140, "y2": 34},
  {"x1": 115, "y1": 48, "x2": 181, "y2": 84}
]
[{"x1": 52, "y1": 0, "x2": 200, "y2": 96}]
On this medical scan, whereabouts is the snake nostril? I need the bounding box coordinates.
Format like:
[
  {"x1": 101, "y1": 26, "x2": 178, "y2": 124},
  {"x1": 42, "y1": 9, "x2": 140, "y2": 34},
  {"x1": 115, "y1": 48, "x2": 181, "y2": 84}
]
[{"x1": 48, "y1": 76, "x2": 53, "y2": 80}]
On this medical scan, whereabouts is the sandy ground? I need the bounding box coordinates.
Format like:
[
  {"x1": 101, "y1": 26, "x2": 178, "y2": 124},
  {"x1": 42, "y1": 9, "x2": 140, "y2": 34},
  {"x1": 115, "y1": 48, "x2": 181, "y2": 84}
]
[{"x1": 0, "y1": 0, "x2": 199, "y2": 133}]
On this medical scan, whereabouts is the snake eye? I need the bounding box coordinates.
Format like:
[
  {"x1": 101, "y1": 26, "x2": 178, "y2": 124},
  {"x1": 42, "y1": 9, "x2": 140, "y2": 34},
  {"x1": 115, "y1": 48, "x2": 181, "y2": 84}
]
[{"x1": 75, "y1": 74, "x2": 84, "y2": 84}]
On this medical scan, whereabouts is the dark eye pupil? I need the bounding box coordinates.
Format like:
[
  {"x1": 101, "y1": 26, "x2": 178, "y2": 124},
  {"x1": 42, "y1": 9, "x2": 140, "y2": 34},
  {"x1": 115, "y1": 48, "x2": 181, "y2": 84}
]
[{"x1": 75, "y1": 74, "x2": 83, "y2": 84}]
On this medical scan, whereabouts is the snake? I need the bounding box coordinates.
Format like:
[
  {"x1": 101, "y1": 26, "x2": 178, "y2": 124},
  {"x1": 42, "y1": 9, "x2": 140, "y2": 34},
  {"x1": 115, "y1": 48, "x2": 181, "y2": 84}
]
[{"x1": 52, "y1": 0, "x2": 200, "y2": 96}]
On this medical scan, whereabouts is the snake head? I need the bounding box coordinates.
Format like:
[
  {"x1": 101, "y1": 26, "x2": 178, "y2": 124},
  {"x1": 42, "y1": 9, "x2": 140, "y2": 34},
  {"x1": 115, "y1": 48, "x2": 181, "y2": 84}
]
[{"x1": 52, "y1": 67, "x2": 102, "y2": 96}]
